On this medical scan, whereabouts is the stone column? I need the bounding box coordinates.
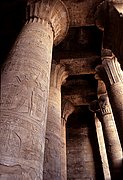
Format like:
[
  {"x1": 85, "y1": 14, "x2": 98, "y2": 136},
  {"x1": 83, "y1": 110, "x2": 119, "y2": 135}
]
[
  {"x1": 96, "y1": 48, "x2": 123, "y2": 149},
  {"x1": 0, "y1": 1, "x2": 69, "y2": 179},
  {"x1": 61, "y1": 99, "x2": 75, "y2": 180},
  {"x1": 89, "y1": 101, "x2": 111, "y2": 180},
  {"x1": 98, "y1": 94, "x2": 122, "y2": 180},
  {"x1": 94, "y1": 115, "x2": 111, "y2": 180},
  {"x1": 43, "y1": 63, "x2": 68, "y2": 180}
]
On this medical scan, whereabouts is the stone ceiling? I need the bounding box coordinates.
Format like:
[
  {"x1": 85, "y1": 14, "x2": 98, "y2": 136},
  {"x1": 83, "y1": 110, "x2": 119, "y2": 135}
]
[{"x1": 63, "y1": 0, "x2": 104, "y2": 27}]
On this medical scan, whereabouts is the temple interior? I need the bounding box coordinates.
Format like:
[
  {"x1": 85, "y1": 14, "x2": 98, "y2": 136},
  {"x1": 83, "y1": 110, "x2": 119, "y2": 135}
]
[{"x1": 0, "y1": 0, "x2": 123, "y2": 180}]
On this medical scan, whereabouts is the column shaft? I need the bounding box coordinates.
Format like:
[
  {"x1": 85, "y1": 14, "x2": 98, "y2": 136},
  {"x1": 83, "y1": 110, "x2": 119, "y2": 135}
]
[
  {"x1": 96, "y1": 49, "x2": 123, "y2": 149},
  {"x1": 0, "y1": 21, "x2": 53, "y2": 179},
  {"x1": 95, "y1": 115, "x2": 111, "y2": 180},
  {"x1": 98, "y1": 94, "x2": 123, "y2": 180},
  {"x1": 43, "y1": 63, "x2": 68, "y2": 180},
  {"x1": 0, "y1": 0, "x2": 69, "y2": 178},
  {"x1": 108, "y1": 82, "x2": 123, "y2": 137},
  {"x1": 43, "y1": 87, "x2": 62, "y2": 179},
  {"x1": 61, "y1": 120, "x2": 67, "y2": 180},
  {"x1": 61, "y1": 99, "x2": 75, "y2": 180}
]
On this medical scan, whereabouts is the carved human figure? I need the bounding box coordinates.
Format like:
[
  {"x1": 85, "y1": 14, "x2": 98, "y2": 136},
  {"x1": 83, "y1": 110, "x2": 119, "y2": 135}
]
[{"x1": 0, "y1": 0, "x2": 69, "y2": 179}]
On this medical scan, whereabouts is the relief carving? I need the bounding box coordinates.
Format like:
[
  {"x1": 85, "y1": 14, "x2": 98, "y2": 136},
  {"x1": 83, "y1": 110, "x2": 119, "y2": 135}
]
[
  {"x1": 1, "y1": 69, "x2": 48, "y2": 121},
  {"x1": 98, "y1": 94, "x2": 111, "y2": 116},
  {"x1": 101, "y1": 49, "x2": 123, "y2": 85},
  {"x1": 26, "y1": 0, "x2": 69, "y2": 45}
]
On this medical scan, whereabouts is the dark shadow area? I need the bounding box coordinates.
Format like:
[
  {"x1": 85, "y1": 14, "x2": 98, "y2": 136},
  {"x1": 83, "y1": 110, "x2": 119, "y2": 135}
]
[
  {"x1": 53, "y1": 26, "x2": 103, "y2": 60},
  {"x1": 66, "y1": 106, "x2": 104, "y2": 180},
  {"x1": 0, "y1": 0, "x2": 26, "y2": 66}
]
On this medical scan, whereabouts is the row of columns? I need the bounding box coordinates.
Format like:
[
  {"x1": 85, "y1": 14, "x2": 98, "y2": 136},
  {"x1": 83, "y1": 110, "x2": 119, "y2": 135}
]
[
  {"x1": 90, "y1": 94, "x2": 122, "y2": 180},
  {"x1": 95, "y1": 1, "x2": 123, "y2": 176},
  {"x1": 96, "y1": 49, "x2": 123, "y2": 150},
  {"x1": 43, "y1": 48, "x2": 123, "y2": 180},
  {"x1": 92, "y1": 48, "x2": 123, "y2": 179},
  {"x1": 0, "y1": 0, "x2": 123, "y2": 179}
]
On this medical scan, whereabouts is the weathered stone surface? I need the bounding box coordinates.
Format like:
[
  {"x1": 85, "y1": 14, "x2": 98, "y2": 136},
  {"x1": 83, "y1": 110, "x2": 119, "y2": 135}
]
[
  {"x1": 27, "y1": 0, "x2": 70, "y2": 45},
  {"x1": 94, "y1": 116, "x2": 111, "y2": 180},
  {"x1": 63, "y1": 0, "x2": 103, "y2": 26},
  {"x1": 0, "y1": 21, "x2": 53, "y2": 180},
  {"x1": 0, "y1": 1, "x2": 69, "y2": 179},
  {"x1": 67, "y1": 127, "x2": 96, "y2": 180},
  {"x1": 61, "y1": 98, "x2": 75, "y2": 125},
  {"x1": 62, "y1": 75, "x2": 97, "y2": 106},
  {"x1": 96, "y1": 49, "x2": 123, "y2": 150},
  {"x1": 43, "y1": 87, "x2": 62, "y2": 180},
  {"x1": 98, "y1": 94, "x2": 123, "y2": 180},
  {"x1": 61, "y1": 99, "x2": 75, "y2": 180},
  {"x1": 97, "y1": 80, "x2": 107, "y2": 95},
  {"x1": 0, "y1": 0, "x2": 123, "y2": 179},
  {"x1": 43, "y1": 63, "x2": 68, "y2": 180},
  {"x1": 66, "y1": 107, "x2": 104, "y2": 180},
  {"x1": 60, "y1": 56, "x2": 100, "y2": 75}
]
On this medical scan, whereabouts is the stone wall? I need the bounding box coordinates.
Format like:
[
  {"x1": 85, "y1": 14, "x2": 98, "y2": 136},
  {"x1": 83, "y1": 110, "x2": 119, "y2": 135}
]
[{"x1": 66, "y1": 107, "x2": 104, "y2": 180}]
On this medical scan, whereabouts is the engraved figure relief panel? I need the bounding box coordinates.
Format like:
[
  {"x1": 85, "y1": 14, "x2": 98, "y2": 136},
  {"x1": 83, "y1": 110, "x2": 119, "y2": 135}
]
[
  {"x1": 0, "y1": 115, "x2": 44, "y2": 162},
  {"x1": 1, "y1": 67, "x2": 49, "y2": 121}
]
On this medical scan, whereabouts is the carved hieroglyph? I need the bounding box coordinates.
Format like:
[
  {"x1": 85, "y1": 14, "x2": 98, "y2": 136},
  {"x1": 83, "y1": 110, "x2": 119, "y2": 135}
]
[{"x1": 0, "y1": 1, "x2": 69, "y2": 179}]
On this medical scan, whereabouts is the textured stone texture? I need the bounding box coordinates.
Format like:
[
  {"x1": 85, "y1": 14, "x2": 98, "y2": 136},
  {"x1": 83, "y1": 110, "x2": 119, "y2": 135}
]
[
  {"x1": 94, "y1": 116, "x2": 111, "y2": 180},
  {"x1": 61, "y1": 120, "x2": 67, "y2": 180},
  {"x1": 0, "y1": 0, "x2": 123, "y2": 179},
  {"x1": 0, "y1": 20, "x2": 53, "y2": 179},
  {"x1": 98, "y1": 94, "x2": 123, "y2": 180},
  {"x1": 96, "y1": 49, "x2": 123, "y2": 149},
  {"x1": 27, "y1": 0, "x2": 70, "y2": 45},
  {"x1": 61, "y1": 99, "x2": 75, "y2": 180},
  {"x1": 66, "y1": 108, "x2": 104, "y2": 180},
  {"x1": 43, "y1": 63, "x2": 68, "y2": 180},
  {"x1": 43, "y1": 87, "x2": 62, "y2": 180},
  {"x1": 67, "y1": 128, "x2": 95, "y2": 180},
  {"x1": 108, "y1": 83, "x2": 123, "y2": 147},
  {"x1": 60, "y1": 56, "x2": 100, "y2": 75},
  {"x1": 62, "y1": 75, "x2": 98, "y2": 106},
  {"x1": 63, "y1": 0, "x2": 103, "y2": 26},
  {"x1": 0, "y1": 1, "x2": 69, "y2": 179},
  {"x1": 61, "y1": 99, "x2": 75, "y2": 124}
]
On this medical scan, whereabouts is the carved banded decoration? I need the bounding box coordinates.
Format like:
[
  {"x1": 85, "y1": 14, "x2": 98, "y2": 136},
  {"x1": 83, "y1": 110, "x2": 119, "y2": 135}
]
[
  {"x1": 26, "y1": 0, "x2": 70, "y2": 45},
  {"x1": 50, "y1": 62, "x2": 68, "y2": 90}
]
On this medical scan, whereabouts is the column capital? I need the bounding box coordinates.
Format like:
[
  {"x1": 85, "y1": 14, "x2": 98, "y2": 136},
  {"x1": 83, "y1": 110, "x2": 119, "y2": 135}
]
[
  {"x1": 61, "y1": 98, "x2": 75, "y2": 126},
  {"x1": 26, "y1": 0, "x2": 70, "y2": 45},
  {"x1": 50, "y1": 61, "x2": 68, "y2": 90},
  {"x1": 96, "y1": 49, "x2": 123, "y2": 86},
  {"x1": 98, "y1": 94, "x2": 112, "y2": 116},
  {"x1": 89, "y1": 94, "x2": 112, "y2": 119}
]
